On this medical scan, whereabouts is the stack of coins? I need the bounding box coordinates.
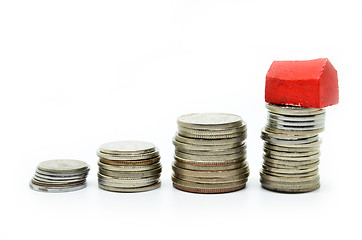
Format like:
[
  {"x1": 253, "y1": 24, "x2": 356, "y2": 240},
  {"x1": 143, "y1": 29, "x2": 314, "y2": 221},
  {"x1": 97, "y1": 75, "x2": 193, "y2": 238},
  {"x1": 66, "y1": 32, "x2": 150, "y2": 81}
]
[
  {"x1": 260, "y1": 103, "x2": 325, "y2": 193},
  {"x1": 29, "y1": 159, "x2": 89, "y2": 193},
  {"x1": 172, "y1": 113, "x2": 249, "y2": 194},
  {"x1": 97, "y1": 141, "x2": 162, "y2": 193}
]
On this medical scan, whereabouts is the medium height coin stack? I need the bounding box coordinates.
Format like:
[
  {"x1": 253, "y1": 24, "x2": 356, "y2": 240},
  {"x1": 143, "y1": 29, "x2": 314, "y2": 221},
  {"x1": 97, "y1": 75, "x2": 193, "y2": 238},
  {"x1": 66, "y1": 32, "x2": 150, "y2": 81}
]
[
  {"x1": 172, "y1": 113, "x2": 249, "y2": 193},
  {"x1": 97, "y1": 141, "x2": 162, "y2": 193},
  {"x1": 260, "y1": 104, "x2": 325, "y2": 193}
]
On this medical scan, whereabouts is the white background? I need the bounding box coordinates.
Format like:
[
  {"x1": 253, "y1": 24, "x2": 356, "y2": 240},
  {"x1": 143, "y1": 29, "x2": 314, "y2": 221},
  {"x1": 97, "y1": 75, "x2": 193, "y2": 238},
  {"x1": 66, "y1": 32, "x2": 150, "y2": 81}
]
[{"x1": 0, "y1": 0, "x2": 361, "y2": 239}]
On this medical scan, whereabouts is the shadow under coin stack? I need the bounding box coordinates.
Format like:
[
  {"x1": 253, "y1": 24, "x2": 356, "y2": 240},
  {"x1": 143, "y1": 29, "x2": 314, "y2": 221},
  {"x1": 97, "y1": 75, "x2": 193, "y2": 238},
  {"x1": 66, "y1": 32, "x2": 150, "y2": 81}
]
[
  {"x1": 260, "y1": 104, "x2": 325, "y2": 193},
  {"x1": 172, "y1": 113, "x2": 249, "y2": 193},
  {"x1": 97, "y1": 141, "x2": 162, "y2": 193},
  {"x1": 29, "y1": 159, "x2": 89, "y2": 193}
]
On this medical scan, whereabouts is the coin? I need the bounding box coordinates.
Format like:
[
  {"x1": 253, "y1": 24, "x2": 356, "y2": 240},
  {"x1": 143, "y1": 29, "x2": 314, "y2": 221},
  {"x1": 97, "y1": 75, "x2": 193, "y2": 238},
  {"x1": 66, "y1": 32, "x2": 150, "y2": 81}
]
[
  {"x1": 29, "y1": 181, "x2": 87, "y2": 193},
  {"x1": 99, "y1": 167, "x2": 162, "y2": 178},
  {"x1": 172, "y1": 163, "x2": 249, "y2": 178},
  {"x1": 99, "y1": 141, "x2": 156, "y2": 155},
  {"x1": 97, "y1": 149, "x2": 159, "y2": 161},
  {"x1": 100, "y1": 156, "x2": 160, "y2": 166},
  {"x1": 173, "y1": 160, "x2": 246, "y2": 171},
  {"x1": 177, "y1": 113, "x2": 244, "y2": 130},
  {"x1": 37, "y1": 159, "x2": 89, "y2": 174},
  {"x1": 98, "y1": 161, "x2": 161, "y2": 171},
  {"x1": 98, "y1": 181, "x2": 161, "y2": 193},
  {"x1": 175, "y1": 133, "x2": 246, "y2": 145}
]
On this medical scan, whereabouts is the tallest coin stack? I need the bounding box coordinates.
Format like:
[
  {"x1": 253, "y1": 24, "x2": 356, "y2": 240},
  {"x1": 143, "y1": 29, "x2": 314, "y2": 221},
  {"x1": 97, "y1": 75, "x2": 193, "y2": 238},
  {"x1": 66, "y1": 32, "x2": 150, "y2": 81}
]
[
  {"x1": 260, "y1": 58, "x2": 339, "y2": 193},
  {"x1": 172, "y1": 113, "x2": 249, "y2": 193}
]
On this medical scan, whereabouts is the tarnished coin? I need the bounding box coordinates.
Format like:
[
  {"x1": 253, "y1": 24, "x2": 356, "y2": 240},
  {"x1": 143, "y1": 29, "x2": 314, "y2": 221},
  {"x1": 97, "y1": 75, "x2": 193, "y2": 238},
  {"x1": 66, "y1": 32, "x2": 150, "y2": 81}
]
[
  {"x1": 263, "y1": 148, "x2": 319, "y2": 157},
  {"x1": 98, "y1": 181, "x2": 161, "y2": 193},
  {"x1": 173, "y1": 138, "x2": 244, "y2": 151},
  {"x1": 264, "y1": 142, "x2": 320, "y2": 152},
  {"x1": 176, "y1": 144, "x2": 246, "y2": 156},
  {"x1": 173, "y1": 160, "x2": 246, "y2": 171},
  {"x1": 172, "y1": 163, "x2": 249, "y2": 178},
  {"x1": 177, "y1": 113, "x2": 244, "y2": 130},
  {"x1": 174, "y1": 172, "x2": 249, "y2": 184},
  {"x1": 263, "y1": 152, "x2": 320, "y2": 161},
  {"x1": 29, "y1": 181, "x2": 87, "y2": 193},
  {"x1": 172, "y1": 175, "x2": 247, "y2": 193},
  {"x1": 97, "y1": 149, "x2": 159, "y2": 161},
  {"x1": 175, "y1": 133, "x2": 246, "y2": 146},
  {"x1": 99, "y1": 167, "x2": 162, "y2": 178},
  {"x1": 98, "y1": 161, "x2": 161, "y2": 172},
  {"x1": 175, "y1": 150, "x2": 245, "y2": 161},
  {"x1": 174, "y1": 155, "x2": 246, "y2": 166},
  {"x1": 100, "y1": 156, "x2": 160, "y2": 166},
  {"x1": 99, "y1": 141, "x2": 156, "y2": 155},
  {"x1": 37, "y1": 159, "x2": 89, "y2": 174}
]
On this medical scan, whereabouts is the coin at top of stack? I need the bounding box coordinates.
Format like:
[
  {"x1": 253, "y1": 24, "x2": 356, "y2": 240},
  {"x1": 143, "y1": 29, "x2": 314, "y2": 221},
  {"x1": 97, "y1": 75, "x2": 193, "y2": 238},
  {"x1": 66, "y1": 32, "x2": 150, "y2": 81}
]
[
  {"x1": 29, "y1": 159, "x2": 89, "y2": 193},
  {"x1": 97, "y1": 140, "x2": 162, "y2": 193},
  {"x1": 260, "y1": 103, "x2": 325, "y2": 193},
  {"x1": 172, "y1": 113, "x2": 249, "y2": 194}
]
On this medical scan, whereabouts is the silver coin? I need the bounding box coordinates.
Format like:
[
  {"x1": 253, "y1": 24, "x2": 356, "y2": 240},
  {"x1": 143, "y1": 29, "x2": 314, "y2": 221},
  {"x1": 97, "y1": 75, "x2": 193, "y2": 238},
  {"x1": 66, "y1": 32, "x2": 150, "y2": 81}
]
[
  {"x1": 266, "y1": 122, "x2": 324, "y2": 131},
  {"x1": 29, "y1": 181, "x2": 87, "y2": 193},
  {"x1": 263, "y1": 152, "x2": 320, "y2": 161},
  {"x1": 268, "y1": 112, "x2": 325, "y2": 122},
  {"x1": 261, "y1": 168, "x2": 319, "y2": 178},
  {"x1": 262, "y1": 164, "x2": 318, "y2": 174},
  {"x1": 98, "y1": 179, "x2": 159, "y2": 188},
  {"x1": 177, "y1": 113, "x2": 244, "y2": 130},
  {"x1": 99, "y1": 166, "x2": 162, "y2": 178},
  {"x1": 261, "y1": 128, "x2": 317, "y2": 140},
  {"x1": 33, "y1": 175, "x2": 87, "y2": 184},
  {"x1": 173, "y1": 160, "x2": 246, "y2": 171},
  {"x1": 263, "y1": 159, "x2": 319, "y2": 169},
  {"x1": 172, "y1": 163, "x2": 249, "y2": 178},
  {"x1": 266, "y1": 104, "x2": 325, "y2": 116},
  {"x1": 98, "y1": 173, "x2": 160, "y2": 182},
  {"x1": 175, "y1": 150, "x2": 245, "y2": 161},
  {"x1": 97, "y1": 149, "x2": 159, "y2": 161},
  {"x1": 35, "y1": 168, "x2": 89, "y2": 177},
  {"x1": 174, "y1": 155, "x2": 246, "y2": 166},
  {"x1": 178, "y1": 130, "x2": 245, "y2": 140},
  {"x1": 262, "y1": 155, "x2": 319, "y2": 166},
  {"x1": 265, "y1": 126, "x2": 325, "y2": 135},
  {"x1": 175, "y1": 133, "x2": 245, "y2": 145},
  {"x1": 98, "y1": 161, "x2": 161, "y2": 172},
  {"x1": 174, "y1": 172, "x2": 249, "y2": 184},
  {"x1": 263, "y1": 148, "x2": 319, "y2": 157},
  {"x1": 99, "y1": 141, "x2": 156, "y2": 155},
  {"x1": 267, "y1": 118, "x2": 325, "y2": 127},
  {"x1": 264, "y1": 142, "x2": 320, "y2": 152},
  {"x1": 37, "y1": 159, "x2": 89, "y2": 174},
  {"x1": 261, "y1": 178, "x2": 320, "y2": 188},
  {"x1": 261, "y1": 135, "x2": 319, "y2": 145},
  {"x1": 173, "y1": 138, "x2": 244, "y2": 151},
  {"x1": 176, "y1": 145, "x2": 246, "y2": 156},
  {"x1": 98, "y1": 181, "x2": 161, "y2": 193},
  {"x1": 172, "y1": 174, "x2": 248, "y2": 190},
  {"x1": 260, "y1": 171, "x2": 319, "y2": 182}
]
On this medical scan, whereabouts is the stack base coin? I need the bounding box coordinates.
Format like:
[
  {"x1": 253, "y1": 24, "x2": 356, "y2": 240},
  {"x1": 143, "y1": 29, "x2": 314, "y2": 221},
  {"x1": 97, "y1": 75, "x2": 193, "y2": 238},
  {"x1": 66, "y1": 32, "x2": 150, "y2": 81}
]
[
  {"x1": 30, "y1": 159, "x2": 89, "y2": 193},
  {"x1": 260, "y1": 104, "x2": 324, "y2": 193},
  {"x1": 172, "y1": 113, "x2": 249, "y2": 194},
  {"x1": 97, "y1": 141, "x2": 162, "y2": 193}
]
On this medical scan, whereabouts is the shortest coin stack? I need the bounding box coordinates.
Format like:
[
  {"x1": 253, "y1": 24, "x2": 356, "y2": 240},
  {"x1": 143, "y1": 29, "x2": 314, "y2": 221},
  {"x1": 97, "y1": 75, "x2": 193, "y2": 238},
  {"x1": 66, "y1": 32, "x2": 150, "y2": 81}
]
[
  {"x1": 30, "y1": 159, "x2": 90, "y2": 193},
  {"x1": 97, "y1": 141, "x2": 162, "y2": 193}
]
